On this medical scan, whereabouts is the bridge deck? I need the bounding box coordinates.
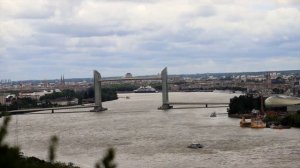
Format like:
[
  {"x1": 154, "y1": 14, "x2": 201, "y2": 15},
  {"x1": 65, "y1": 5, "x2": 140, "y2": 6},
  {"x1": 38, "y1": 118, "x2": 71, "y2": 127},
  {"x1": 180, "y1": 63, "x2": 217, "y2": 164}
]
[
  {"x1": 100, "y1": 77, "x2": 161, "y2": 82},
  {"x1": 168, "y1": 102, "x2": 228, "y2": 105},
  {"x1": 3, "y1": 105, "x2": 95, "y2": 115}
]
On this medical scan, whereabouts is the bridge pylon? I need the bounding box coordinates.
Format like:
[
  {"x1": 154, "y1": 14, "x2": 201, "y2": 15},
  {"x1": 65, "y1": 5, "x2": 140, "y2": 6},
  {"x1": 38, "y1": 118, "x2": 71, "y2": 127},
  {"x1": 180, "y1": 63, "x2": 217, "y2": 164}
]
[
  {"x1": 158, "y1": 67, "x2": 173, "y2": 110},
  {"x1": 90, "y1": 70, "x2": 107, "y2": 112}
]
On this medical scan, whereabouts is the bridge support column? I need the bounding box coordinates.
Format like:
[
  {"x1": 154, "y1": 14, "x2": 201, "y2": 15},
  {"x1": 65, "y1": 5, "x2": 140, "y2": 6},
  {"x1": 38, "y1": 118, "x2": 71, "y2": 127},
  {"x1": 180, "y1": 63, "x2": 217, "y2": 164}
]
[
  {"x1": 90, "y1": 70, "x2": 107, "y2": 112},
  {"x1": 159, "y1": 67, "x2": 173, "y2": 110}
]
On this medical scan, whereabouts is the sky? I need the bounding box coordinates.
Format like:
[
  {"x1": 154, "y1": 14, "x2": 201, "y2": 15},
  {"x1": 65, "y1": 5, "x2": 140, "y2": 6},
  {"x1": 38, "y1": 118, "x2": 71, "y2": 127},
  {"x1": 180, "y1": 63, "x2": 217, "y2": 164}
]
[{"x1": 0, "y1": 0, "x2": 300, "y2": 80}]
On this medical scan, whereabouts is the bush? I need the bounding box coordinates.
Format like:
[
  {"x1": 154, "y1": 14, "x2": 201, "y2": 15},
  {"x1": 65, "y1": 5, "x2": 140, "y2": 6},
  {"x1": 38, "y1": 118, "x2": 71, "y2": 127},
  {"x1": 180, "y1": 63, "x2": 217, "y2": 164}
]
[
  {"x1": 292, "y1": 114, "x2": 300, "y2": 127},
  {"x1": 264, "y1": 114, "x2": 300, "y2": 127}
]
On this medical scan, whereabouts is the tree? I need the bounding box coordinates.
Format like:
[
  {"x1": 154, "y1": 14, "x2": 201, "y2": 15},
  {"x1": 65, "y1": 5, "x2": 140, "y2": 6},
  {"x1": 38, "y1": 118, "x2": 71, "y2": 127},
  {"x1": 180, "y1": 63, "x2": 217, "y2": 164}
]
[
  {"x1": 95, "y1": 148, "x2": 117, "y2": 168},
  {"x1": 228, "y1": 95, "x2": 262, "y2": 114}
]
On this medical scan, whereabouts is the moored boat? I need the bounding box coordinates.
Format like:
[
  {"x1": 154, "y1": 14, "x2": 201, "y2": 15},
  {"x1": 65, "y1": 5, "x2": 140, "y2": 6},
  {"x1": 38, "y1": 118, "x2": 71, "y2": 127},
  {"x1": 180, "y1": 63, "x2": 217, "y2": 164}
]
[
  {"x1": 251, "y1": 116, "x2": 266, "y2": 128},
  {"x1": 240, "y1": 117, "x2": 251, "y2": 127},
  {"x1": 134, "y1": 86, "x2": 157, "y2": 93}
]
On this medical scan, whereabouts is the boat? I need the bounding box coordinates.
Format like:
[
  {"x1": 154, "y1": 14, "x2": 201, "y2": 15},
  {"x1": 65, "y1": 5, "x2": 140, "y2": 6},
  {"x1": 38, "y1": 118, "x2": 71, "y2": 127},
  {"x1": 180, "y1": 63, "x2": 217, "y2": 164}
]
[
  {"x1": 240, "y1": 116, "x2": 266, "y2": 128},
  {"x1": 250, "y1": 116, "x2": 266, "y2": 128},
  {"x1": 134, "y1": 86, "x2": 157, "y2": 93},
  {"x1": 187, "y1": 143, "x2": 203, "y2": 149},
  {"x1": 210, "y1": 112, "x2": 217, "y2": 117},
  {"x1": 240, "y1": 116, "x2": 251, "y2": 127},
  {"x1": 240, "y1": 96, "x2": 267, "y2": 128}
]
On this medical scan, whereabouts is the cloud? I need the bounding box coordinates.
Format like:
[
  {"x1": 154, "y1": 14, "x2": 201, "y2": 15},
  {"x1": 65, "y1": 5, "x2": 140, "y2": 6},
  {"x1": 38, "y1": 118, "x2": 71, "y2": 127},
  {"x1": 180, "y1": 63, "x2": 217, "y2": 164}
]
[{"x1": 0, "y1": 0, "x2": 299, "y2": 80}]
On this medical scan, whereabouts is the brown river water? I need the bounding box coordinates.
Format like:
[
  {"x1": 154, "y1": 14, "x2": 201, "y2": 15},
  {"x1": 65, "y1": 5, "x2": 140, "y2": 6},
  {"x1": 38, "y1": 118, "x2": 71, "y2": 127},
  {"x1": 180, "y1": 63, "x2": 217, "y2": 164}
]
[{"x1": 3, "y1": 92, "x2": 300, "y2": 168}]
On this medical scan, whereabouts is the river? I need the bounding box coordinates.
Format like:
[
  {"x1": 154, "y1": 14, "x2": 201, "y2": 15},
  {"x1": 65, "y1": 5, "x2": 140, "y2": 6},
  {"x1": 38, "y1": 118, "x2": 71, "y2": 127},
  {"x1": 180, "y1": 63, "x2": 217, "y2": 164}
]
[{"x1": 3, "y1": 92, "x2": 300, "y2": 168}]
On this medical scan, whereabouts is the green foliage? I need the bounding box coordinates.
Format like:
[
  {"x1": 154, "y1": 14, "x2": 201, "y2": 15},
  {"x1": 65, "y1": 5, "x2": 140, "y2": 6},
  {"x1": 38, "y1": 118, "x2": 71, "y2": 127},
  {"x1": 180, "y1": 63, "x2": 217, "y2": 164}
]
[
  {"x1": 95, "y1": 148, "x2": 117, "y2": 168},
  {"x1": 1, "y1": 88, "x2": 118, "y2": 112},
  {"x1": 104, "y1": 83, "x2": 139, "y2": 92},
  {"x1": 104, "y1": 82, "x2": 162, "y2": 92},
  {"x1": 0, "y1": 143, "x2": 20, "y2": 168},
  {"x1": 0, "y1": 114, "x2": 11, "y2": 145},
  {"x1": 280, "y1": 115, "x2": 293, "y2": 126},
  {"x1": 40, "y1": 90, "x2": 76, "y2": 101},
  {"x1": 213, "y1": 86, "x2": 247, "y2": 92},
  {"x1": 264, "y1": 114, "x2": 300, "y2": 127},
  {"x1": 76, "y1": 87, "x2": 118, "y2": 103},
  {"x1": 181, "y1": 86, "x2": 247, "y2": 92},
  {"x1": 228, "y1": 95, "x2": 262, "y2": 114},
  {"x1": 0, "y1": 97, "x2": 55, "y2": 112},
  {"x1": 264, "y1": 115, "x2": 280, "y2": 124},
  {"x1": 48, "y1": 136, "x2": 59, "y2": 163},
  {"x1": 291, "y1": 114, "x2": 300, "y2": 127},
  {"x1": 149, "y1": 83, "x2": 162, "y2": 91},
  {"x1": 1, "y1": 98, "x2": 34, "y2": 112},
  {"x1": 102, "y1": 88, "x2": 118, "y2": 102}
]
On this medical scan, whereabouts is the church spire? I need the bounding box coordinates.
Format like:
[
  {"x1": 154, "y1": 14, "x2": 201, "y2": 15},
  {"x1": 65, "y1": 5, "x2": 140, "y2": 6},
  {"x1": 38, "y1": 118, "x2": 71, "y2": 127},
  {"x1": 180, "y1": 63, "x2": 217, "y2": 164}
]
[{"x1": 60, "y1": 74, "x2": 65, "y2": 85}]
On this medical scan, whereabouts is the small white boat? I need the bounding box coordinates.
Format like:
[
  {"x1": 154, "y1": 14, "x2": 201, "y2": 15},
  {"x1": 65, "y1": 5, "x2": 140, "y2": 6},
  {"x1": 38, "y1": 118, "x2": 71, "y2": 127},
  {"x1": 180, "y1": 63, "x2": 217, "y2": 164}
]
[{"x1": 134, "y1": 86, "x2": 157, "y2": 93}]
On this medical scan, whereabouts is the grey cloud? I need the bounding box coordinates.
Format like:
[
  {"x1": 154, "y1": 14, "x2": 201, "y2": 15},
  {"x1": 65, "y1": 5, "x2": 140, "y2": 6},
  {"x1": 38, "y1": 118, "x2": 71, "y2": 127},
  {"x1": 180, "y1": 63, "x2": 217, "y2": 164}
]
[
  {"x1": 37, "y1": 22, "x2": 134, "y2": 37},
  {"x1": 195, "y1": 5, "x2": 217, "y2": 17},
  {"x1": 1, "y1": 0, "x2": 300, "y2": 80}
]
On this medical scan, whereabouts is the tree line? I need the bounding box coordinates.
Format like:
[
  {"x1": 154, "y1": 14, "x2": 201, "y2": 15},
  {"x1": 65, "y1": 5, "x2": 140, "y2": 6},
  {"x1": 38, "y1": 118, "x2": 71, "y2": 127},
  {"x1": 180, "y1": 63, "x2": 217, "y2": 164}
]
[
  {"x1": 227, "y1": 95, "x2": 262, "y2": 115},
  {"x1": 0, "y1": 88, "x2": 118, "y2": 112}
]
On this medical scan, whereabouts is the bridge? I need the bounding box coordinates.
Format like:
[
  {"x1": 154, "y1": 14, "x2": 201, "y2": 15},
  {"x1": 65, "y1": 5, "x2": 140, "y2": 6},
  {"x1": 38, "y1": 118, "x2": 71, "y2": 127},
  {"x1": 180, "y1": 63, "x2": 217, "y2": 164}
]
[
  {"x1": 91, "y1": 67, "x2": 229, "y2": 111},
  {"x1": 91, "y1": 67, "x2": 171, "y2": 111},
  {"x1": 168, "y1": 102, "x2": 229, "y2": 108},
  {"x1": 2, "y1": 67, "x2": 229, "y2": 116},
  {"x1": 2, "y1": 105, "x2": 96, "y2": 116}
]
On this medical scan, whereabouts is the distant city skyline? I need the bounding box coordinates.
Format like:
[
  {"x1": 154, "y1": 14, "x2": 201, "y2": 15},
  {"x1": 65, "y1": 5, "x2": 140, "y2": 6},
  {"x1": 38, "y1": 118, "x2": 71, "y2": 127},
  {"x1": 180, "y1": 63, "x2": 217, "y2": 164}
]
[
  {"x1": 1, "y1": 0, "x2": 300, "y2": 80},
  {"x1": 1, "y1": 69, "x2": 299, "y2": 83}
]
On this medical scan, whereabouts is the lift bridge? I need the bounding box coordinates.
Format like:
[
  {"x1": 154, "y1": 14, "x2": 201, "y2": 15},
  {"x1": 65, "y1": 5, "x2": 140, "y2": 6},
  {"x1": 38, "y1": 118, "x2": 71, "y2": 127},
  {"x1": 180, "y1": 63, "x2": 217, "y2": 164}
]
[
  {"x1": 3, "y1": 67, "x2": 228, "y2": 116},
  {"x1": 91, "y1": 67, "x2": 228, "y2": 112}
]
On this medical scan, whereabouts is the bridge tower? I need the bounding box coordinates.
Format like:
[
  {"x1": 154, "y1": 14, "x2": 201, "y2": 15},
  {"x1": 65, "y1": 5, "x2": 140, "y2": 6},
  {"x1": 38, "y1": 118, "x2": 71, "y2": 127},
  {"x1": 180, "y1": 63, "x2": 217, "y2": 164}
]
[
  {"x1": 90, "y1": 70, "x2": 107, "y2": 112},
  {"x1": 159, "y1": 67, "x2": 173, "y2": 110}
]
